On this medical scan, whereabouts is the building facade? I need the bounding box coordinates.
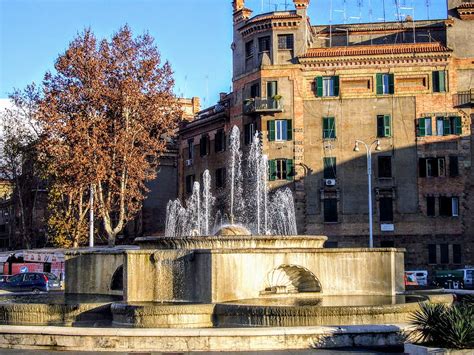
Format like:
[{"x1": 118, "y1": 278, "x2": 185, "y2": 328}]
[{"x1": 178, "y1": 0, "x2": 474, "y2": 272}]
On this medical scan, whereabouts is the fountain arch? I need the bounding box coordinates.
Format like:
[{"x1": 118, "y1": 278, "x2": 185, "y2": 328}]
[
  {"x1": 110, "y1": 265, "x2": 124, "y2": 291},
  {"x1": 263, "y1": 264, "x2": 322, "y2": 294}
]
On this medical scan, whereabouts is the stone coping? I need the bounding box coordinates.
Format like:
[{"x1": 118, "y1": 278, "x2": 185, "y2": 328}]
[
  {"x1": 0, "y1": 323, "x2": 409, "y2": 336},
  {"x1": 124, "y1": 247, "x2": 406, "y2": 255}
]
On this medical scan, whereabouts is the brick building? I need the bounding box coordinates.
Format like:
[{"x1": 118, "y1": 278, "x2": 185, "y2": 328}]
[{"x1": 177, "y1": 0, "x2": 474, "y2": 272}]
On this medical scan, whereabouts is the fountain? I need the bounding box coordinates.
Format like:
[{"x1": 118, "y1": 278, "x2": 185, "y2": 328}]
[{"x1": 0, "y1": 125, "x2": 453, "y2": 352}]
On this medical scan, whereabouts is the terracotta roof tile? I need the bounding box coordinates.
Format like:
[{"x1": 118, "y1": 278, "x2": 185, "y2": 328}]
[{"x1": 300, "y1": 42, "x2": 451, "y2": 58}]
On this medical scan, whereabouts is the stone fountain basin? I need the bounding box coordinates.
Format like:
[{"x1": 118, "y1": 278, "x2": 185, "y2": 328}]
[{"x1": 135, "y1": 235, "x2": 328, "y2": 250}]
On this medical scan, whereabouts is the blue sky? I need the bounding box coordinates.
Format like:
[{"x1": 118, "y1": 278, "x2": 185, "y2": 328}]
[{"x1": 0, "y1": 0, "x2": 447, "y2": 105}]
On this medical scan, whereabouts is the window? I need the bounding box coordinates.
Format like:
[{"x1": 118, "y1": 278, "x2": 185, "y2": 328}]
[
  {"x1": 419, "y1": 157, "x2": 445, "y2": 177},
  {"x1": 244, "y1": 123, "x2": 256, "y2": 145},
  {"x1": 316, "y1": 76, "x2": 340, "y2": 97},
  {"x1": 278, "y1": 34, "x2": 294, "y2": 50},
  {"x1": 258, "y1": 36, "x2": 271, "y2": 52},
  {"x1": 427, "y1": 196, "x2": 436, "y2": 216},
  {"x1": 215, "y1": 168, "x2": 226, "y2": 188},
  {"x1": 437, "y1": 116, "x2": 462, "y2": 136},
  {"x1": 185, "y1": 175, "x2": 195, "y2": 194},
  {"x1": 417, "y1": 117, "x2": 432, "y2": 137},
  {"x1": 379, "y1": 197, "x2": 393, "y2": 222},
  {"x1": 324, "y1": 241, "x2": 338, "y2": 248},
  {"x1": 377, "y1": 115, "x2": 391, "y2": 137},
  {"x1": 440, "y1": 244, "x2": 449, "y2": 264},
  {"x1": 250, "y1": 83, "x2": 260, "y2": 98},
  {"x1": 268, "y1": 159, "x2": 294, "y2": 181},
  {"x1": 378, "y1": 156, "x2": 392, "y2": 178},
  {"x1": 200, "y1": 135, "x2": 209, "y2": 156},
  {"x1": 324, "y1": 199, "x2": 338, "y2": 222},
  {"x1": 432, "y1": 70, "x2": 446, "y2": 93},
  {"x1": 381, "y1": 241, "x2": 395, "y2": 248},
  {"x1": 376, "y1": 73, "x2": 394, "y2": 95},
  {"x1": 453, "y1": 244, "x2": 462, "y2": 264},
  {"x1": 449, "y1": 156, "x2": 459, "y2": 177},
  {"x1": 428, "y1": 244, "x2": 437, "y2": 264},
  {"x1": 187, "y1": 139, "x2": 194, "y2": 160},
  {"x1": 439, "y1": 196, "x2": 459, "y2": 217},
  {"x1": 323, "y1": 157, "x2": 337, "y2": 179},
  {"x1": 268, "y1": 120, "x2": 292, "y2": 141},
  {"x1": 322, "y1": 117, "x2": 336, "y2": 139},
  {"x1": 267, "y1": 81, "x2": 278, "y2": 99},
  {"x1": 245, "y1": 40, "x2": 254, "y2": 58},
  {"x1": 215, "y1": 129, "x2": 225, "y2": 153}
]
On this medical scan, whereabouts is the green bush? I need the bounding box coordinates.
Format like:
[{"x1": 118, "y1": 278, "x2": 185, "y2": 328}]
[{"x1": 410, "y1": 302, "x2": 474, "y2": 349}]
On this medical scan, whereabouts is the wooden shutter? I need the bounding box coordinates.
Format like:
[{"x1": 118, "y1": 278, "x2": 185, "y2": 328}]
[
  {"x1": 316, "y1": 76, "x2": 323, "y2": 97},
  {"x1": 268, "y1": 120, "x2": 275, "y2": 141},
  {"x1": 443, "y1": 118, "x2": 451, "y2": 135},
  {"x1": 377, "y1": 115, "x2": 384, "y2": 137},
  {"x1": 384, "y1": 115, "x2": 391, "y2": 137},
  {"x1": 454, "y1": 116, "x2": 462, "y2": 135},
  {"x1": 268, "y1": 160, "x2": 277, "y2": 181},
  {"x1": 438, "y1": 71, "x2": 446, "y2": 92},
  {"x1": 286, "y1": 159, "x2": 294, "y2": 181},
  {"x1": 333, "y1": 76, "x2": 340, "y2": 96},
  {"x1": 388, "y1": 74, "x2": 395, "y2": 94},
  {"x1": 418, "y1": 118, "x2": 426, "y2": 137},
  {"x1": 286, "y1": 120, "x2": 292, "y2": 140},
  {"x1": 376, "y1": 74, "x2": 383, "y2": 95},
  {"x1": 329, "y1": 117, "x2": 335, "y2": 138}
]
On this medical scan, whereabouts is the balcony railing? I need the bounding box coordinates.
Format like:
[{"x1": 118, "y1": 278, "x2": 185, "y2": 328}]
[
  {"x1": 453, "y1": 89, "x2": 473, "y2": 108},
  {"x1": 243, "y1": 97, "x2": 283, "y2": 115}
]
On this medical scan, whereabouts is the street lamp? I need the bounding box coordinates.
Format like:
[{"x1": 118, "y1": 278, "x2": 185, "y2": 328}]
[{"x1": 353, "y1": 139, "x2": 382, "y2": 248}]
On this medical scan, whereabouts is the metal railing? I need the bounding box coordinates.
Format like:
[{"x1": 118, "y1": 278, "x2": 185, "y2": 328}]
[
  {"x1": 453, "y1": 89, "x2": 473, "y2": 107},
  {"x1": 243, "y1": 97, "x2": 283, "y2": 114}
]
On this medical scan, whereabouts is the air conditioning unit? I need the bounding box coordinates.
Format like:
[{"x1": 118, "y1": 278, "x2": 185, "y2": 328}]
[
  {"x1": 185, "y1": 159, "x2": 193, "y2": 167},
  {"x1": 325, "y1": 179, "x2": 336, "y2": 186}
]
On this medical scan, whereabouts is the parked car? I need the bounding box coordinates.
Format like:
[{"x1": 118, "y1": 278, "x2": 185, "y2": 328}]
[
  {"x1": 433, "y1": 270, "x2": 464, "y2": 289},
  {"x1": 405, "y1": 270, "x2": 428, "y2": 286},
  {"x1": 456, "y1": 268, "x2": 474, "y2": 289},
  {"x1": 0, "y1": 272, "x2": 61, "y2": 293}
]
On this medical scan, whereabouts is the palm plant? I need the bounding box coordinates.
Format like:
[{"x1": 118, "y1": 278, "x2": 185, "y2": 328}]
[{"x1": 410, "y1": 302, "x2": 474, "y2": 349}]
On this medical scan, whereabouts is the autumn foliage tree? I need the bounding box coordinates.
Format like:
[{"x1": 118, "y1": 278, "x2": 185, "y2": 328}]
[{"x1": 38, "y1": 26, "x2": 181, "y2": 247}]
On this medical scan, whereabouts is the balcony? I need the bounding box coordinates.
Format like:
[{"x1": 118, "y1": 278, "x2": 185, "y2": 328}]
[
  {"x1": 243, "y1": 97, "x2": 283, "y2": 115},
  {"x1": 453, "y1": 89, "x2": 473, "y2": 108}
]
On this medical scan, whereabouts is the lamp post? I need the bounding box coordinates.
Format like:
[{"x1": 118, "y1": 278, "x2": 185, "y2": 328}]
[{"x1": 353, "y1": 139, "x2": 382, "y2": 248}]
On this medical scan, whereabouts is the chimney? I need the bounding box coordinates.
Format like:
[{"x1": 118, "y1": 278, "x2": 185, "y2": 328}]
[
  {"x1": 219, "y1": 92, "x2": 227, "y2": 100},
  {"x1": 293, "y1": 0, "x2": 310, "y2": 16},
  {"x1": 233, "y1": 0, "x2": 252, "y2": 24}
]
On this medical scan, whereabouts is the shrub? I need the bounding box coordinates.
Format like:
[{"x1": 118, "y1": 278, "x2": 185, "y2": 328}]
[{"x1": 410, "y1": 302, "x2": 474, "y2": 349}]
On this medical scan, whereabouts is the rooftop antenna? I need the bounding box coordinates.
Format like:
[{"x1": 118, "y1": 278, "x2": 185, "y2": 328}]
[
  {"x1": 281, "y1": 0, "x2": 290, "y2": 10},
  {"x1": 383, "y1": 0, "x2": 386, "y2": 22},
  {"x1": 183, "y1": 75, "x2": 188, "y2": 98},
  {"x1": 357, "y1": 0, "x2": 364, "y2": 23},
  {"x1": 399, "y1": 0, "x2": 416, "y2": 43},
  {"x1": 425, "y1": 0, "x2": 431, "y2": 20},
  {"x1": 334, "y1": 0, "x2": 347, "y2": 24},
  {"x1": 329, "y1": 0, "x2": 333, "y2": 47},
  {"x1": 368, "y1": 0, "x2": 373, "y2": 44}
]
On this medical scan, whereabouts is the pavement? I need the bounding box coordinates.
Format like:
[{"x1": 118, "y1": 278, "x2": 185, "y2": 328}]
[{"x1": 0, "y1": 349, "x2": 404, "y2": 354}]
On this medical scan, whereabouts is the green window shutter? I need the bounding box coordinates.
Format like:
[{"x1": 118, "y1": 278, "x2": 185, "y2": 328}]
[
  {"x1": 432, "y1": 71, "x2": 439, "y2": 92},
  {"x1": 323, "y1": 117, "x2": 328, "y2": 138},
  {"x1": 438, "y1": 71, "x2": 446, "y2": 92},
  {"x1": 267, "y1": 120, "x2": 275, "y2": 141},
  {"x1": 269, "y1": 160, "x2": 276, "y2": 181},
  {"x1": 388, "y1": 74, "x2": 395, "y2": 94},
  {"x1": 377, "y1": 115, "x2": 384, "y2": 137},
  {"x1": 454, "y1": 116, "x2": 462, "y2": 135},
  {"x1": 286, "y1": 159, "x2": 294, "y2": 181},
  {"x1": 329, "y1": 117, "x2": 335, "y2": 138},
  {"x1": 384, "y1": 115, "x2": 391, "y2": 137},
  {"x1": 316, "y1": 76, "x2": 323, "y2": 97},
  {"x1": 443, "y1": 118, "x2": 451, "y2": 135},
  {"x1": 418, "y1": 118, "x2": 426, "y2": 137},
  {"x1": 333, "y1": 76, "x2": 340, "y2": 96},
  {"x1": 286, "y1": 120, "x2": 293, "y2": 140},
  {"x1": 376, "y1": 74, "x2": 383, "y2": 95}
]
